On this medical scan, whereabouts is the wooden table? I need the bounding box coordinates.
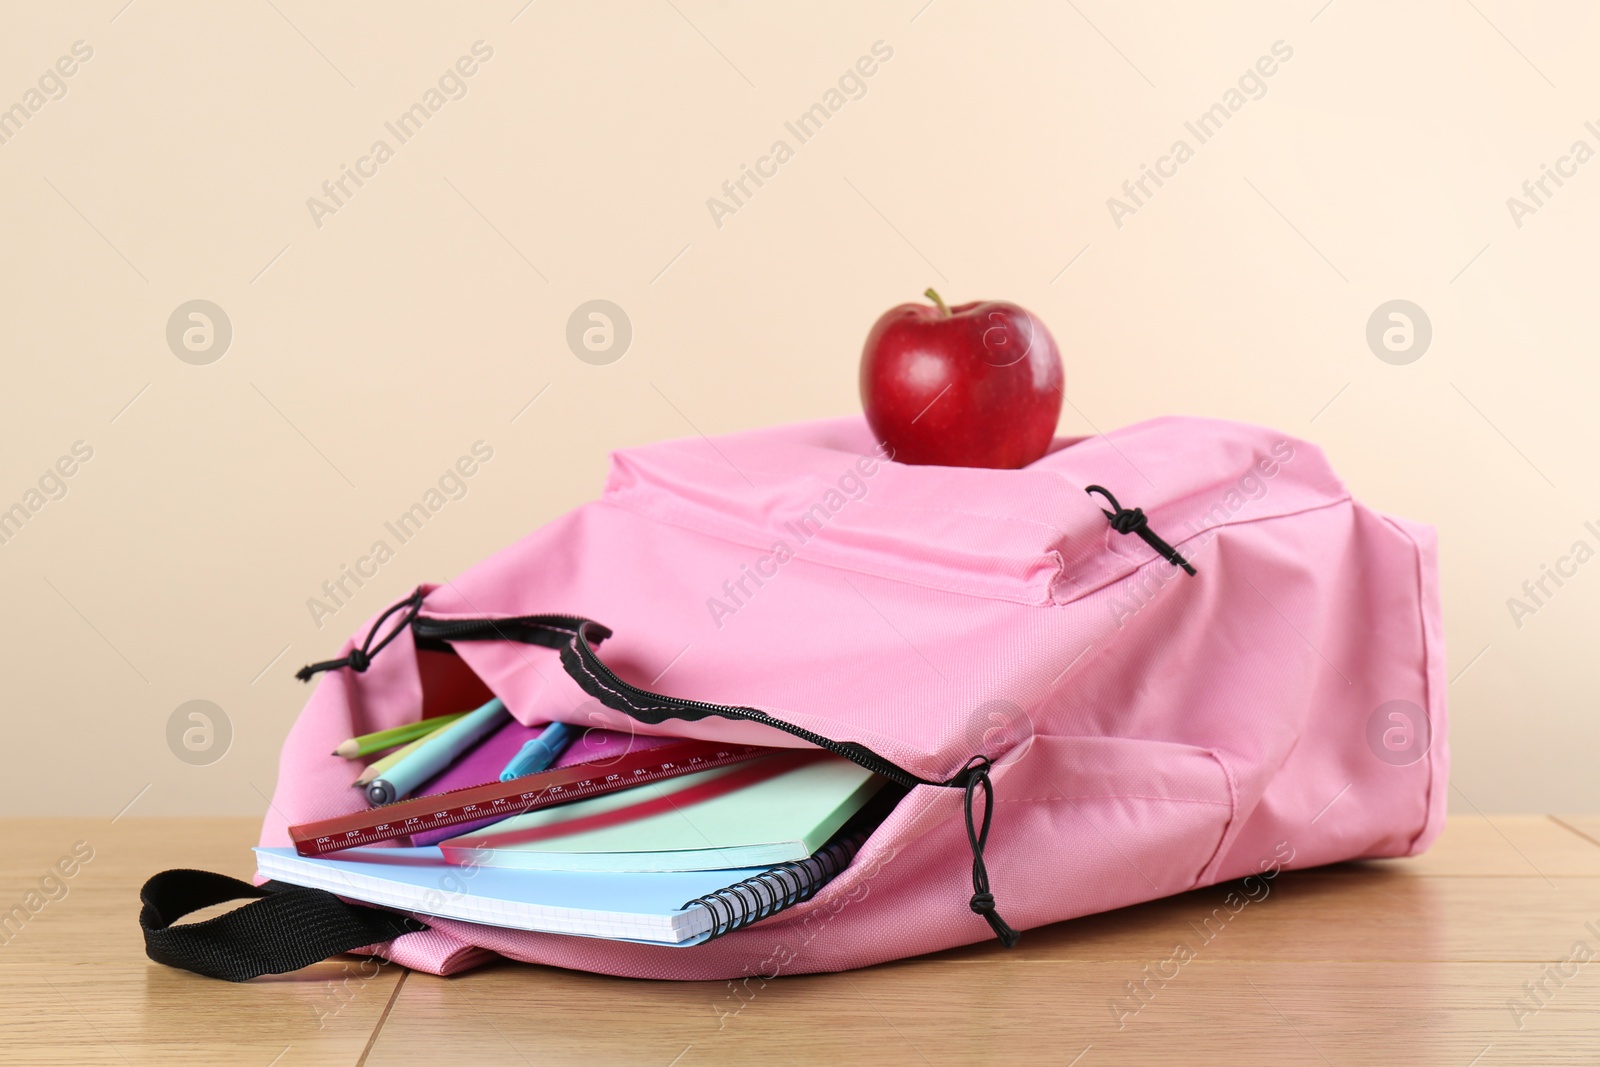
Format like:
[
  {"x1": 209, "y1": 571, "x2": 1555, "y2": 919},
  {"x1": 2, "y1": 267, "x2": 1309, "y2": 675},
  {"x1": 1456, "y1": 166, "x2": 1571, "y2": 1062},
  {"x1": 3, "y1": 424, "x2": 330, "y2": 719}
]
[{"x1": 4, "y1": 816, "x2": 1599, "y2": 1065}]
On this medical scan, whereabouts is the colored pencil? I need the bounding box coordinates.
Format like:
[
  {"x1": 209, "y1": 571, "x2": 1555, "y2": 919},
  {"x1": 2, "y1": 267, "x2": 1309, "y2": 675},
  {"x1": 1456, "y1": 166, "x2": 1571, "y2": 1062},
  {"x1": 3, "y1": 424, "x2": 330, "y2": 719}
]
[
  {"x1": 366, "y1": 698, "x2": 510, "y2": 805},
  {"x1": 353, "y1": 734, "x2": 430, "y2": 787},
  {"x1": 333, "y1": 713, "x2": 465, "y2": 759}
]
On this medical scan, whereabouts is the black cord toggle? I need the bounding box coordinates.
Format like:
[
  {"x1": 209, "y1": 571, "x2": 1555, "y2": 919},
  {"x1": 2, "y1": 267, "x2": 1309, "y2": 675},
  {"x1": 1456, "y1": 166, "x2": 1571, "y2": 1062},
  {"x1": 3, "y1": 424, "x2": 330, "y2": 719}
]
[
  {"x1": 957, "y1": 755, "x2": 1021, "y2": 948},
  {"x1": 1108, "y1": 506, "x2": 1148, "y2": 535},
  {"x1": 1085, "y1": 485, "x2": 1196, "y2": 576},
  {"x1": 295, "y1": 587, "x2": 425, "y2": 682}
]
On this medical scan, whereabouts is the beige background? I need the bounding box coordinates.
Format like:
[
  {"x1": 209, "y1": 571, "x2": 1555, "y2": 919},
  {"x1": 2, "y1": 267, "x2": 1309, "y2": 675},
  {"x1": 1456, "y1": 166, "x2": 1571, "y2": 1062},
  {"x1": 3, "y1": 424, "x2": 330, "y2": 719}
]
[{"x1": 0, "y1": 1, "x2": 1595, "y2": 816}]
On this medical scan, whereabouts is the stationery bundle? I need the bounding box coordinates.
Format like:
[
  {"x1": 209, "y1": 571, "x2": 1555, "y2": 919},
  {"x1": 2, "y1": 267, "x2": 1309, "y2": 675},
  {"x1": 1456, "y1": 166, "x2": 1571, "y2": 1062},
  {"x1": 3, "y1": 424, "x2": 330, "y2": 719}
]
[{"x1": 251, "y1": 700, "x2": 895, "y2": 946}]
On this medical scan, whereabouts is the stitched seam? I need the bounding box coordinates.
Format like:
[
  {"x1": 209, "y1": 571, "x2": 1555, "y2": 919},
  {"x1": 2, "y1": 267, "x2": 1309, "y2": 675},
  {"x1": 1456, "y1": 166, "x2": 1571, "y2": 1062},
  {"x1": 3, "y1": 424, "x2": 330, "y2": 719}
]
[
  {"x1": 995, "y1": 793, "x2": 1232, "y2": 806},
  {"x1": 610, "y1": 491, "x2": 1067, "y2": 554},
  {"x1": 1049, "y1": 495, "x2": 1356, "y2": 604},
  {"x1": 1378, "y1": 511, "x2": 1442, "y2": 855},
  {"x1": 1164, "y1": 493, "x2": 1354, "y2": 544},
  {"x1": 835, "y1": 499, "x2": 1071, "y2": 534},
  {"x1": 613, "y1": 454, "x2": 1073, "y2": 531},
  {"x1": 568, "y1": 648, "x2": 703, "y2": 717},
  {"x1": 600, "y1": 499, "x2": 1055, "y2": 606},
  {"x1": 1196, "y1": 750, "x2": 1240, "y2": 879}
]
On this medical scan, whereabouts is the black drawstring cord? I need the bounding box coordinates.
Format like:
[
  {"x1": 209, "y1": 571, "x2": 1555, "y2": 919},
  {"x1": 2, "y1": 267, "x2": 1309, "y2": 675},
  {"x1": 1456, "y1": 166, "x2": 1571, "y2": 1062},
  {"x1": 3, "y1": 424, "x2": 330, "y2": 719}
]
[
  {"x1": 1085, "y1": 485, "x2": 1196, "y2": 576},
  {"x1": 295, "y1": 587, "x2": 426, "y2": 682},
  {"x1": 957, "y1": 755, "x2": 1020, "y2": 949}
]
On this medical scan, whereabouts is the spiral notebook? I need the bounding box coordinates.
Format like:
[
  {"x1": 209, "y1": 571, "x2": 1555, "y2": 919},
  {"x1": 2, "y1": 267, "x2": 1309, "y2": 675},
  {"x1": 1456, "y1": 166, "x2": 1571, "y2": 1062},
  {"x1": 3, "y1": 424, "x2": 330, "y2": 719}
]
[{"x1": 253, "y1": 830, "x2": 867, "y2": 946}]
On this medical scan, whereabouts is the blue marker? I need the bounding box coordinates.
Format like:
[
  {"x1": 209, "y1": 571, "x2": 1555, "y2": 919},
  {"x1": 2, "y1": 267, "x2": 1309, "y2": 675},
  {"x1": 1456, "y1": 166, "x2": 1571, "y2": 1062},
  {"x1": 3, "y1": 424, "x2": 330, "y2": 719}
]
[{"x1": 499, "y1": 721, "x2": 574, "y2": 781}]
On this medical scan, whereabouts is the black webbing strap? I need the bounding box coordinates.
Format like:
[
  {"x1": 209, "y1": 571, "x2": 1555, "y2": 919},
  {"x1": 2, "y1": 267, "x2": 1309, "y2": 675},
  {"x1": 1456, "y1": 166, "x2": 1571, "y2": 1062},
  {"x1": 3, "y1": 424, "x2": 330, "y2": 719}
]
[{"x1": 139, "y1": 869, "x2": 427, "y2": 982}]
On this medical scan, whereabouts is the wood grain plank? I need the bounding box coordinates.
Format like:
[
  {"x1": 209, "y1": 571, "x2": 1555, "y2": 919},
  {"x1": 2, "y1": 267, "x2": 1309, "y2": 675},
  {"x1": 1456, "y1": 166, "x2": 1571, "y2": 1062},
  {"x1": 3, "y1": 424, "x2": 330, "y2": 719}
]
[
  {"x1": 5, "y1": 814, "x2": 1599, "y2": 1066},
  {"x1": 1353, "y1": 814, "x2": 1600, "y2": 876},
  {"x1": 363, "y1": 960, "x2": 1600, "y2": 1067},
  {"x1": 924, "y1": 869, "x2": 1600, "y2": 964},
  {"x1": 1553, "y1": 816, "x2": 1600, "y2": 852},
  {"x1": 0, "y1": 818, "x2": 393, "y2": 1067}
]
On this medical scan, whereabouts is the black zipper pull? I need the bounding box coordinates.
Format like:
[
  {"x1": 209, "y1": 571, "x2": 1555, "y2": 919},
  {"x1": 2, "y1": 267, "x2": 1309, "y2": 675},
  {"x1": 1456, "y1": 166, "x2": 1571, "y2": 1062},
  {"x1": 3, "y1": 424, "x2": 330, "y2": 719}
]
[
  {"x1": 957, "y1": 755, "x2": 1020, "y2": 949},
  {"x1": 1085, "y1": 485, "x2": 1196, "y2": 576},
  {"x1": 296, "y1": 587, "x2": 425, "y2": 682}
]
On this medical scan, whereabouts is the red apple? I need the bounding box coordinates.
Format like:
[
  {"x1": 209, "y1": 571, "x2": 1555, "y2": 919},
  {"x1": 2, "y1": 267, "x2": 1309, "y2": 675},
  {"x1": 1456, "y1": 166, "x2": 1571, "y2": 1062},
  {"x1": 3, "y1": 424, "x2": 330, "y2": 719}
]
[{"x1": 859, "y1": 288, "x2": 1063, "y2": 468}]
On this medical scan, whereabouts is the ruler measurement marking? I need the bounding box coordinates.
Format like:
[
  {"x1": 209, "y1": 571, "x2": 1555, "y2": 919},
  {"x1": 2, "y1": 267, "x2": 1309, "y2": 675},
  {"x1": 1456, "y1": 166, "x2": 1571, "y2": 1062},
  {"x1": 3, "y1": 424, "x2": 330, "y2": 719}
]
[{"x1": 290, "y1": 740, "x2": 771, "y2": 856}]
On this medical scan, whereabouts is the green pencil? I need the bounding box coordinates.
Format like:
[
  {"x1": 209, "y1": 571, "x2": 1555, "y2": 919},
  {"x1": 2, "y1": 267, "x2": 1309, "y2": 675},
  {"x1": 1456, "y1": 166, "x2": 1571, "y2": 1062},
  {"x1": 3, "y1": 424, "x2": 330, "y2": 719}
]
[
  {"x1": 353, "y1": 734, "x2": 431, "y2": 787},
  {"x1": 333, "y1": 713, "x2": 465, "y2": 759}
]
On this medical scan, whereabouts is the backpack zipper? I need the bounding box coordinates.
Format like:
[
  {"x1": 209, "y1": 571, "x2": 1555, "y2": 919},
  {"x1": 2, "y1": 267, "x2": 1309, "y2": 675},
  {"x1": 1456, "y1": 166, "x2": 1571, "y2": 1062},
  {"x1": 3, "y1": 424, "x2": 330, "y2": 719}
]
[
  {"x1": 411, "y1": 614, "x2": 932, "y2": 786},
  {"x1": 301, "y1": 593, "x2": 1019, "y2": 947}
]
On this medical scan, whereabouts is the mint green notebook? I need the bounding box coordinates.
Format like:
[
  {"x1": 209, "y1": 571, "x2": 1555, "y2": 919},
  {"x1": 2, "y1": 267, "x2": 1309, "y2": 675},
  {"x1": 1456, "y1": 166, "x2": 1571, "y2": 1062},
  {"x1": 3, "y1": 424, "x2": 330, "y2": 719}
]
[{"x1": 438, "y1": 750, "x2": 884, "y2": 872}]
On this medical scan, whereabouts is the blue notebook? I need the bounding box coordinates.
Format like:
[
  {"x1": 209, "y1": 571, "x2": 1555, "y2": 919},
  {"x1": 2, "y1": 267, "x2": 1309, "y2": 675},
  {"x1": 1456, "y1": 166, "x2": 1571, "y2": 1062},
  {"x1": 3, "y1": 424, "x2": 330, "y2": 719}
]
[{"x1": 254, "y1": 841, "x2": 858, "y2": 945}]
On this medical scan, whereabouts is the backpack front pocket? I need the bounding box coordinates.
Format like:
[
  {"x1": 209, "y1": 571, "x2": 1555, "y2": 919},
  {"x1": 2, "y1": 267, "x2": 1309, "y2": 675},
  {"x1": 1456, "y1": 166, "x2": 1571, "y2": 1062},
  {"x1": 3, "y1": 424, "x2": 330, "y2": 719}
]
[{"x1": 1000, "y1": 734, "x2": 1238, "y2": 895}]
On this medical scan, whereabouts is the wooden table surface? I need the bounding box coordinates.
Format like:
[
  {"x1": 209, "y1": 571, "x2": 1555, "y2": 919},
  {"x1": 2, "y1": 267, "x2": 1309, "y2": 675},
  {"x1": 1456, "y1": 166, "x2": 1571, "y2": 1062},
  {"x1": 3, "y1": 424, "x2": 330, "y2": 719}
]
[{"x1": 3, "y1": 815, "x2": 1599, "y2": 1066}]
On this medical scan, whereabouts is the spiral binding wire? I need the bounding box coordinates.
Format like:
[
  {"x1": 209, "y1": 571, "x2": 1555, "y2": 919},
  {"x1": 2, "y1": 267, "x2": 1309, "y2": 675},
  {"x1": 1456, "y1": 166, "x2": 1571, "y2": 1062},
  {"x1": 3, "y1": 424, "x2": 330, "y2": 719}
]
[{"x1": 682, "y1": 831, "x2": 866, "y2": 941}]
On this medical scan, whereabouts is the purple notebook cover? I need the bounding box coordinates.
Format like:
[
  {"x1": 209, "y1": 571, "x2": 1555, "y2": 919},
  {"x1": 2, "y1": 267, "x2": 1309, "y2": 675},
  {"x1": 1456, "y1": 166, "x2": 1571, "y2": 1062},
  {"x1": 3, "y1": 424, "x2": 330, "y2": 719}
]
[{"x1": 401, "y1": 723, "x2": 672, "y2": 846}]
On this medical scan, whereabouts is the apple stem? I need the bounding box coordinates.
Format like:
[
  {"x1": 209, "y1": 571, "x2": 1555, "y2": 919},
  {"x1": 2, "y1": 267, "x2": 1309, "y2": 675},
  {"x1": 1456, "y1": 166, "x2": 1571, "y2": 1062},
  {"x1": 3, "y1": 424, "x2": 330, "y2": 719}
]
[{"x1": 924, "y1": 288, "x2": 950, "y2": 317}]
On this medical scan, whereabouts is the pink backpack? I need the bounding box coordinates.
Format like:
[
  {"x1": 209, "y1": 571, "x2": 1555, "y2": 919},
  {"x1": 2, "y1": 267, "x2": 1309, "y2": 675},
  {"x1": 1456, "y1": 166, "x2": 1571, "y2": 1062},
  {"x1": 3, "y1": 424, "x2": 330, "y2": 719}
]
[{"x1": 140, "y1": 415, "x2": 1447, "y2": 982}]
